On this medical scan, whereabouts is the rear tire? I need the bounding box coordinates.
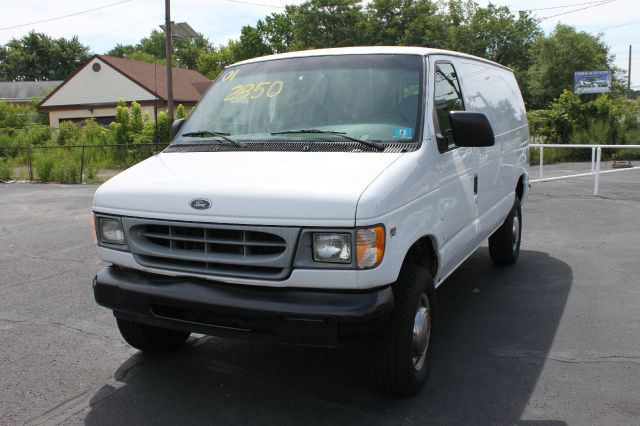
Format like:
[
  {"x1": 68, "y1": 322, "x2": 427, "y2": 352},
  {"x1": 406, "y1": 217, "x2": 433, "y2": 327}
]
[
  {"x1": 489, "y1": 195, "x2": 522, "y2": 265},
  {"x1": 370, "y1": 264, "x2": 434, "y2": 396},
  {"x1": 116, "y1": 318, "x2": 190, "y2": 353}
]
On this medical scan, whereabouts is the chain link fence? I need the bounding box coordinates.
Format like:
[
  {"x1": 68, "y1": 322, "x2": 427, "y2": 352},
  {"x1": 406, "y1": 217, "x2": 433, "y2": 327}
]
[{"x1": 0, "y1": 143, "x2": 168, "y2": 184}]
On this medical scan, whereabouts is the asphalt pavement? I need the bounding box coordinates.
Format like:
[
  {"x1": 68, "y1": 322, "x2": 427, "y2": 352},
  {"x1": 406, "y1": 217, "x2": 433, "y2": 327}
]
[{"x1": 0, "y1": 164, "x2": 639, "y2": 425}]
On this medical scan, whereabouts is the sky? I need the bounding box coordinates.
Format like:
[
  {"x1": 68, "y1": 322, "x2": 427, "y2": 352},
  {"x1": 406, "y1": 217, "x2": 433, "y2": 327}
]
[{"x1": 0, "y1": 0, "x2": 638, "y2": 87}]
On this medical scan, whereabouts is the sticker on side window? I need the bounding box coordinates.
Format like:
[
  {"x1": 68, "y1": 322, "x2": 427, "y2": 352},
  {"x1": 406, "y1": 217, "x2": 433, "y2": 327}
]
[{"x1": 393, "y1": 127, "x2": 413, "y2": 139}]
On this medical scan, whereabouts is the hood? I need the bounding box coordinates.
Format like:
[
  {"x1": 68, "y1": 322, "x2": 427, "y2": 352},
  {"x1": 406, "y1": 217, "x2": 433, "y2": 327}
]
[{"x1": 93, "y1": 151, "x2": 402, "y2": 226}]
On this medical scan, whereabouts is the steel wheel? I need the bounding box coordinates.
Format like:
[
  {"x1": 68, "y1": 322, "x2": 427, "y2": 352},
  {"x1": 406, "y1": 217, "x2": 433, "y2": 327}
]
[
  {"x1": 371, "y1": 264, "x2": 434, "y2": 396},
  {"x1": 412, "y1": 294, "x2": 431, "y2": 371},
  {"x1": 512, "y1": 209, "x2": 521, "y2": 252},
  {"x1": 489, "y1": 196, "x2": 522, "y2": 265}
]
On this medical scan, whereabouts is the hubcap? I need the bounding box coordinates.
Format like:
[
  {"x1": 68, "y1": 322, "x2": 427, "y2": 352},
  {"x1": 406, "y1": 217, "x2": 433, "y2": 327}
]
[
  {"x1": 512, "y1": 211, "x2": 520, "y2": 251},
  {"x1": 412, "y1": 294, "x2": 431, "y2": 371}
]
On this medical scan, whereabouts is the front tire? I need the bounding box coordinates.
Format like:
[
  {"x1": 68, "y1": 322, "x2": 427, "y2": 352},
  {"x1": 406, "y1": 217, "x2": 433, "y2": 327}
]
[
  {"x1": 371, "y1": 264, "x2": 434, "y2": 396},
  {"x1": 116, "y1": 318, "x2": 190, "y2": 353},
  {"x1": 489, "y1": 195, "x2": 522, "y2": 265}
]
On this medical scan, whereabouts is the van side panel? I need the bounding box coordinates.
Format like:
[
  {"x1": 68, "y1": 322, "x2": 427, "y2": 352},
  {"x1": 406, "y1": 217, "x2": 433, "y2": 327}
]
[
  {"x1": 356, "y1": 55, "x2": 529, "y2": 289},
  {"x1": 455, "y1": 59, "x2": 529, "y2": 238}
]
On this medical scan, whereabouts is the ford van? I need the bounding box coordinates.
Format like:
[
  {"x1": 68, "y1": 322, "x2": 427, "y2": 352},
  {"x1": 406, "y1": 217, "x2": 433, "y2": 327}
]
[{"x1": 92, "y1": 46, "x2": 530, "y2": 396}]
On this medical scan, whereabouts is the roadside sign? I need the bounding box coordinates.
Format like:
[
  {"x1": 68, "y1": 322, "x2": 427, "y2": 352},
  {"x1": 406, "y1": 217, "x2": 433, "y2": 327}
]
[{"x1": 574, "y1": 70, "x2": 611, "y2": 94}]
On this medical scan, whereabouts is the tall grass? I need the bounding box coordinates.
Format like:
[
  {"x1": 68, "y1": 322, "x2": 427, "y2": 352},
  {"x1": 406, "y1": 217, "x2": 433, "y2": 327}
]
[{"x1": 0, "y1": 100, "x2": 173, "y2": 183}]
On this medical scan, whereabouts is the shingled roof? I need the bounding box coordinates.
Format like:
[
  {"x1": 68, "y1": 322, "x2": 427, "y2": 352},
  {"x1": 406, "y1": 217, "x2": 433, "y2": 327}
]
[
  {"x1": 97, "y1": 55, "x2": 211, "y2": 102},
  {"x1": 0, "y1": 81, "x2": 62, "y2": 102},
  {"x1": 38, "y1": 55, "x2": 211, "y2": 108}
]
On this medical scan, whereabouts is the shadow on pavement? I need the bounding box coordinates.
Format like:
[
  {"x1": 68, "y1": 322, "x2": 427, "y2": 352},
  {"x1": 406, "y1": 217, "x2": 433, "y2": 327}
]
[{"x1": 85, "y1": 249, "x2": 572, "y2": 425}]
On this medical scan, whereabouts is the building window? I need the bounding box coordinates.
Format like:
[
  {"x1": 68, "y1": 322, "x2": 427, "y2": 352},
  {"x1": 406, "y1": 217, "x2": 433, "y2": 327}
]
[{"x1": 59, "y1": 116, "x2": 115, "y2": 127}]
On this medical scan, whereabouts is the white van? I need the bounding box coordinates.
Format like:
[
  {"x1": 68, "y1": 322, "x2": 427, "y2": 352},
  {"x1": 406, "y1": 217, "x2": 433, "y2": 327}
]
[{"x1": 92, "y1": 47, "x2": 529, "y2": 396}]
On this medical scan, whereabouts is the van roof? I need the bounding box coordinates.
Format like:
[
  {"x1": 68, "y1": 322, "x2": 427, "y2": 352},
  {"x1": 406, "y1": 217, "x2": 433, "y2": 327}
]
[{"x1": 232, "y1": 46, "x2": 512, "y2": 72}]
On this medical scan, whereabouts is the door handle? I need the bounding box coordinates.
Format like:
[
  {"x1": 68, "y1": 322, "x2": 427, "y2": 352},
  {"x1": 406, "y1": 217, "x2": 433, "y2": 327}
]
[{"x1": 474, "y1": 175, "x2": 478, "y2": 195}]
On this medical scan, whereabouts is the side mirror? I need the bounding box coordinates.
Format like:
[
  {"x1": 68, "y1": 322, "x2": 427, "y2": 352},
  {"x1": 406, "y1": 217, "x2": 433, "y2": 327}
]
[
  {"x1": 170, "y1": 118, "x2": 186, "y2": 141},
  {"x1": 449, "y1": 111, "x2": 495, "y2": 147}
]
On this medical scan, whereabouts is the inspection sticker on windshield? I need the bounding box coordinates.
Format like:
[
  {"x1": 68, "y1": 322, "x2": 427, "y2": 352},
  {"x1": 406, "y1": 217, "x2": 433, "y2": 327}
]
[{"x1": 393, "y1": 128, "x2": 413, "y2": 139}]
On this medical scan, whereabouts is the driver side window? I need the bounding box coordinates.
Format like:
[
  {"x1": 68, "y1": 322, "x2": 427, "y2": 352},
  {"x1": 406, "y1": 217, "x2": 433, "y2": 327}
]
[{"x1": 433, "y1": 62, "x2": 464, "y2": 150}]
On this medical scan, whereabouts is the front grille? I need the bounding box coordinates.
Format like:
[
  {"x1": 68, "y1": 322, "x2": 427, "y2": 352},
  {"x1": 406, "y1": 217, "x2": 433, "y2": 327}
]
[
  {"x1": 141, "y1": 225, "x2": 286, "y2": 256},
  {"x1": 122, "y1": 218, "x2": 299, "y2": 280}
]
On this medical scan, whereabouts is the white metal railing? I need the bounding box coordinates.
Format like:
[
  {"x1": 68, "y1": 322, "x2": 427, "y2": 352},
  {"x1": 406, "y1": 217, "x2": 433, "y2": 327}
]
[{"x1": 530, "y1": 144, "x2": 640, "y2": 196}]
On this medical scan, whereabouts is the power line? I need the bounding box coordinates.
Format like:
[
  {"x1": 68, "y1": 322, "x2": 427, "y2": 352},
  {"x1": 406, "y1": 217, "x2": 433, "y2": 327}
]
[
  {"x1": 221, "y1": 0, "x2": 286, "y2": 9},
  {"x1": 591, "y1": 21, "x2": 640, "y2": 34},
  {"x1": 0, "y1": 16, "x2": 161, "y2": 57},
  {"x1": 540, "y1": 0, "x2": 616, "y2": 20},
  {"x1": 515, "y1": 0, "x2": 611, "y2": 13},
  {"x1": 83, "y1": 15, "x2": 164, "y2": 41},
  {"x1": 0, "y1": 0, "x2": 133, "y2": 31}
]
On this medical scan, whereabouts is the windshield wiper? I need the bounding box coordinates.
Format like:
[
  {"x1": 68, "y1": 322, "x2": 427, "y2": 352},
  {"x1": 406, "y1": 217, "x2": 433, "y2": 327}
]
[
  {"x1": 270, "y1": 129, "x2": 385, "y2": 152},
  {"x1": 181, "y1": 130, "x2": 247, "y2": 148}
]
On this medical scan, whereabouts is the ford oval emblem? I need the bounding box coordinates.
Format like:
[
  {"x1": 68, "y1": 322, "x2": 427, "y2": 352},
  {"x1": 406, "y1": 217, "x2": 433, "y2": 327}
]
[{"x1": 190, "y1": 198, "x2": 212, "y2": 210}]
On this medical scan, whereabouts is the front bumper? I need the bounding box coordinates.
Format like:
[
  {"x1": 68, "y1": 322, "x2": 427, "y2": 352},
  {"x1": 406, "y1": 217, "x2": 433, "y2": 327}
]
[{"x1": 93, "y1": 266, "x2": 394, "y2": 347}]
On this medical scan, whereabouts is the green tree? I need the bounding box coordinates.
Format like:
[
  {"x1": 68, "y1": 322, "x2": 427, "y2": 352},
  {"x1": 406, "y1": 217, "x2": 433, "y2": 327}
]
[
  {"x1": 0, "y1": 101, "x2": 43, "y2": 128},
  {"x1": 233, "y1": 26, "x2": 273, "y2": 62},
  {"x1": 453, "y1": 5, "x2": 539, "y2": 68},
  {"x1": 195, "y1": 44, "x2": 239, "y2": 79},
  {"x1": 175, "y1": 104, "x2": 186, "y2": 119},
  {"x1": 130, "y1": 101, "x2": 144, "y2": 134},
  {"x1": 106, "y1": 43, "x2": 137, "y2": 58},
  {"x1": 527, "y1": 24, "x2": 611, "y2": 109},
  {"x1": 0, "y1": 32, "x2": 91, "y2": 81},
  {"x1": 106, "y1": 30, "x2": 212, "y2": 69},
  {"x1": 256, "y1": 11, "x2": 296, "y2": 54},
  {"x1": 365, "y1": 0, "x2": 442, "y2": 47},
  {"x1": 56, "y1": 121, "x2": 80, "y2": 145},
  {"x1": 109, "y1": 99, "x2": 131, "y2": 165},
  {"x1": 290, "y1": 0, "x2": 366, "y2": 49},
  {"x1": 156, "y1": 111, "x2": 170, "y2": 143}
]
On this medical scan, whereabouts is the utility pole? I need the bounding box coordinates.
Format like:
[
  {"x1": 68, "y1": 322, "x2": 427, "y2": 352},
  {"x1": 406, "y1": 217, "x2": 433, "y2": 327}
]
[
  {"x1": 164, "y1": 0, "x2": 174, "y2": 123},
  {"x1": 628, "y1": 45, "x2": 632, "y2": 95}
]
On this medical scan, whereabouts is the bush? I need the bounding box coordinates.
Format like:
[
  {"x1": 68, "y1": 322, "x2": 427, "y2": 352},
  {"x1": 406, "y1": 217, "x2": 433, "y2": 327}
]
[
  {"x1": 33, "y1": 146, "x2": 81, "y2": 183},
  {"x1": 611, "y1": 149, "x2": 640, "y2": 161},
  {"x1": 566, "y1": 119, "x2": 612, "y2": 161},
  {"x1": 176, "y1": 104, "x2": 186, "y2": 119},
  {"x1": 2, "y1": 100, "x2": 171, "y2": 182},
  {"x1": 84, "y1": 165, "x2": 97, "y2": 183},
  {"x1": 52, "y1": 158, "x2": 79, "y2": 183},
  {"x1": 529, "y1": 146, "x2": 572, "y2": 165},
  {"x1": 34, "y1": 155, "x2": 55, "y2": 181},
  {"x1": 80, "y1": 118, "x2": 110, "y2": 145},
  {"x1": 0, "y1": 158, "x2": 11, "y2": 180},
  {"x1": 156, "y1": 111, "x2": 170, "y2": 143},
  {"x1": 622, "y1": 127, "x2": 640, "y2": 146},
  {"x1": 0, "y1": 101, "x2": 44, "y2": 128},
  {"x1": 57, "y1": 121, "x2": 81, "y2": 145},
  {"x1": 529, "y1": 92, "x2": 640, "y2": 164}
]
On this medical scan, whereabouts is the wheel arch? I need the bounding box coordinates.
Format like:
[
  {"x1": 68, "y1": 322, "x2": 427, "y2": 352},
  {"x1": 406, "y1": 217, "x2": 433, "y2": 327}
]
[
  {"x1": 403, "y1": 235, "x2": 439, "y2": 279},
  {"x1": 401, "y1": 234, "x2": 439, "y2": 317}
]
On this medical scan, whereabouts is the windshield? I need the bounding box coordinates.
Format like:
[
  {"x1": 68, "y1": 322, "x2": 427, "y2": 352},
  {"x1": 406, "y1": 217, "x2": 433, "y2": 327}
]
[{"x1": 176, "y1": 54, "x2": 423, "y2": 146}]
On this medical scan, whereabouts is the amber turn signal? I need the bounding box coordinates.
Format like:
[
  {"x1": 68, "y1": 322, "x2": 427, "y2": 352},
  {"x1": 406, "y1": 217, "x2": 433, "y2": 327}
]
[
  {"x1": 356, "y1": 225, "x2": 385, "y2": 269},
  {"x1": 91, "y1": 213, "x2": 97, "y2": 244}
]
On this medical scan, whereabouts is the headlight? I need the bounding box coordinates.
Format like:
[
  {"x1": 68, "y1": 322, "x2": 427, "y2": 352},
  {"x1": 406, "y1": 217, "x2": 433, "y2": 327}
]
[
  {"x1": 313, "y1": 233, "x2": 351, "y2": 263},
  {"x1": 98, "y1": 217, "x2": 126, "y2": 245},
  {"x1": 356, "y1": 225, "x2": 385, "y2": 269}
]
